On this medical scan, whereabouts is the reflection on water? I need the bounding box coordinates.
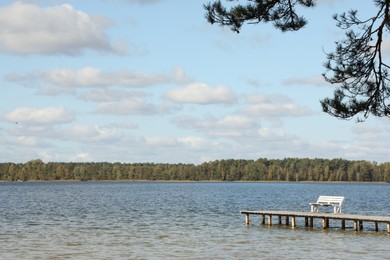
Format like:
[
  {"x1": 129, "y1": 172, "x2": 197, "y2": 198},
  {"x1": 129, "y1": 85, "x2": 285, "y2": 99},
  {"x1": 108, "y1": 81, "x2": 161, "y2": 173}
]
[{"x1": 0, "y1": 182, "x2": 389, "y2": 259}]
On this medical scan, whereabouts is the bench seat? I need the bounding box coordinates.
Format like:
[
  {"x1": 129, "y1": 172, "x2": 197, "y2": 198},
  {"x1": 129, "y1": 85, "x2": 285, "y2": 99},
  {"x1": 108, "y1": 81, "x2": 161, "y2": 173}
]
[{"x1": 310, "y1": 196, "x2": 344, "y2": 214}]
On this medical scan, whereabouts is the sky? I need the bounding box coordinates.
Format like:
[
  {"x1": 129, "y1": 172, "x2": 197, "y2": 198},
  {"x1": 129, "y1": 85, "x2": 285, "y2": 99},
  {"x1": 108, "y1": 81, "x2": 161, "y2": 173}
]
[{"x1": 0, "y1": 0, "x2": 389, "y2": 164}]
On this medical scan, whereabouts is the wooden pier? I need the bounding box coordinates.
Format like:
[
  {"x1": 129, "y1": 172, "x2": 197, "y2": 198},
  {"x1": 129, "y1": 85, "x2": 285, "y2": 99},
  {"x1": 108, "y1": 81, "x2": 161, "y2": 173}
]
[{"x1": 241, "y1": 210, "x2": 390, "y2": 233}]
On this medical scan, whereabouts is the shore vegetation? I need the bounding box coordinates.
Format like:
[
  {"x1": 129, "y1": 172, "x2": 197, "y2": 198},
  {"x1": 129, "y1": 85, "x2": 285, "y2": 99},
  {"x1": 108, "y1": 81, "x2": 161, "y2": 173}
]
[{"x1": 1, "y1": 158, "x2": 389, "y2": 182}]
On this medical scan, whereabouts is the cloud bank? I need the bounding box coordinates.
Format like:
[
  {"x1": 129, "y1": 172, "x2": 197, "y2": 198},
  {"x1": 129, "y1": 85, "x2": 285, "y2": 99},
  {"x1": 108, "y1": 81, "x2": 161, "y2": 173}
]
[{"x1": 0, "y1": 2, "x2": 123, "y2": 55}]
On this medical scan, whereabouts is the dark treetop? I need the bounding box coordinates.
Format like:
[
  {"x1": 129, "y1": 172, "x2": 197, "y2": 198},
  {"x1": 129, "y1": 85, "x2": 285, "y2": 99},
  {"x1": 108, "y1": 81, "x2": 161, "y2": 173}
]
[{"x1": 204, "y1": 0, "x2": 390, "y2": 121}]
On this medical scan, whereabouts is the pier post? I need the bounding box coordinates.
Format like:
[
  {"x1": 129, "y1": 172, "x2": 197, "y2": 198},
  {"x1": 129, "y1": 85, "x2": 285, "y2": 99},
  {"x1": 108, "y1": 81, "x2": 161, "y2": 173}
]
[
  {"x1": 309, "y1": 217, "x2": 313, "y2": 228},
  {"x1": 353, "y1": 220, "x2": 358, "y2": 231},
  {"x1": 278, "y1": 215, "x2": 282, "y2": 225},
  {"x1": 285, "y1": 216, "x2": 289, "y2": 226},
  {"x1": 268, "y1": 215, "x2": 272, "y2": 226},
  {"x1": 322, "y1": 218, "x2": 329, "y2": 229},
  {"x1": 341, "y1": 219, "x2": 345, "y2": 229},
  {"x1": 291, "y1": 216, "x2": 296, "y2": 228},
  {"x1": 374, "y1": 222, "x2": 378, "y2": 232},
  {"x1": 359, "y1": 221, "x2": 363, "y2": 230},
  {"x1": 245, "y1": 213, "x2": 249, "y2": 225},
  {"x1": 261, "y1": 214, "x2": 265, "y2": 225},
  {"x1": 387, "y1": 223, "x2": 390, "y2": 233}
]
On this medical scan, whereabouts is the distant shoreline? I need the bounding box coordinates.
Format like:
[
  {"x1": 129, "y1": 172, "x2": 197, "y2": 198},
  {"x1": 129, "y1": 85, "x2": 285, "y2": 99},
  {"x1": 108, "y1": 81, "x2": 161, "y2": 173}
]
[
  {"x1": 1, "y1": 180, "x2": 388, "y2": 184},
  {"x1": 2, "y1": 159, "x2": 389, "y2": 182}
]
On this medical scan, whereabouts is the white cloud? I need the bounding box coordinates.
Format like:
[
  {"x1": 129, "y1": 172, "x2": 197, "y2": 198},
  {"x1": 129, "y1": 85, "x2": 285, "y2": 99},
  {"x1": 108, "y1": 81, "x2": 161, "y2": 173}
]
[
  {"x1": 146, "y1": 136, "x2": 177, "y2": 146},
  {"x1": 0, "y1": 2, "x2": 123, "y2": 55},
  {"x1": 172, "y1": 67, "x2": 194, "y2": 85},
  {"x1": 42, "y1": 67, "x2": 110, "y2": 87},
  {"x1": 66, "y1": 125, "x2": 122, "y2": 143},
  {"x1": 110, "y1": 122, "x2": 138, "y2": 129},
  {"x1": 177, "y1": 136, "x2": 209, "y2": 150},
  {"x1": 5, "y1": 67, "x2": 192, "y2": 90},
  {"x1": 349, "y1": 121, "x2": 390, "y2": 157},
  {"x1": 216, "y1": 115, "x2": 255, "y2": 128},
  {"x1": 68, "y1": 152, "x2": 95, "y2": 162},
  {"x1": 6, "y1": 121, "x2": 125, "y2": 147},
  {"x1": 76, "y1": 152, "x2": 91, "y2": 160},
  {"x1": 165, "y1": 83, "x2": 238, "y2": 104},
  {"x1": 258, "y1": 128, "x2": 286, "y2": 139},
  {"x1": 172, "y1": 114, "x2": 260, "y2": 138},
  {"x1": 283, "y1": 75, "x2": 328, "y2": 87},
  {"x1": 3, "y1": 107, "x2": 75, "y2": 125},
  {"x1": 80, "y1": 89, "x2": 178, "y2": 116},
  {"x1": 20, "y1": 124, "x2": 123, "y2": 144},
  {"x1": 79, "y1": 89, "x2": 149, "y2": 102},
  {"x1": 16, "y1": 136, "x2": 39, "y2": 146},
  {"x1": 41, "y1": 67, "x2": 172, "y2": 87},
  {"x1": 242, "y1": 94, "x2": 312, "y2": 117},
  {"x1": 146, "y1": 136, "x2": 209, "y2": 150},
  {"x1": 381, "y1": 39, "x2": 390, "y2": 56},
  {"x1": 94, "y1": 98, "x2": 165, "y2": 115},
  {"x1": 174, "y1": 114, "x2": 256, "y2": 130},
  {"x1": 10, "y1": 125, "x2": 53, "y2": 138}
]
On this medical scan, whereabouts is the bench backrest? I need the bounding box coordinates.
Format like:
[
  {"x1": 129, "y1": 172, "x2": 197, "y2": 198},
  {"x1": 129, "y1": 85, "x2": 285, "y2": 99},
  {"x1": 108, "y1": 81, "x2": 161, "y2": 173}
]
[{"x1": 317, "y1": 196, "x2": 344, "y2": 205}]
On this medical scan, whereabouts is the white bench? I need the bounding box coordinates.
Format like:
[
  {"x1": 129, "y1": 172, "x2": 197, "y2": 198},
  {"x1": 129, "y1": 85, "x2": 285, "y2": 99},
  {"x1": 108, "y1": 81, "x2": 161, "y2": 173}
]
[{"x1": 310, "y1": 196, "x2": 344, "y2": 214}]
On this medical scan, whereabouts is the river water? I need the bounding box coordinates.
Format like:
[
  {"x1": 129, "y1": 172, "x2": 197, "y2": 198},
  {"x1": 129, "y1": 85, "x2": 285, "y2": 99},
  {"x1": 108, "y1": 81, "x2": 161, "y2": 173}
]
[{"x1": 0, "y1": 182, "x2": 389, "y2": 259}]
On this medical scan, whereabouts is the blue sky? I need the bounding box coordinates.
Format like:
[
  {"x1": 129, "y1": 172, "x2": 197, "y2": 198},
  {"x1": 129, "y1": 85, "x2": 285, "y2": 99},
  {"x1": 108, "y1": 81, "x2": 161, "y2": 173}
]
[{"x1": 1, "y1": 0, "x2": 389, "y2": 164}]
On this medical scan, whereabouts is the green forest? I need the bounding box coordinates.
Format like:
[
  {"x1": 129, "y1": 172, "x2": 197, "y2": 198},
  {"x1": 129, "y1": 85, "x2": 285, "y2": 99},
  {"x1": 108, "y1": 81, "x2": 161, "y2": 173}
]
[{"x1": 1, "y1": 158, "x2": 390, "y2": 182}]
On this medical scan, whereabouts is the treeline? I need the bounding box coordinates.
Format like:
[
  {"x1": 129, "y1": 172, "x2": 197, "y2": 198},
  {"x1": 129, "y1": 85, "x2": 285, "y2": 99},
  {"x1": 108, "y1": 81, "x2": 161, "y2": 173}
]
[{"x1": 1, "y1": 158, "x2": 390, "y2": 182}]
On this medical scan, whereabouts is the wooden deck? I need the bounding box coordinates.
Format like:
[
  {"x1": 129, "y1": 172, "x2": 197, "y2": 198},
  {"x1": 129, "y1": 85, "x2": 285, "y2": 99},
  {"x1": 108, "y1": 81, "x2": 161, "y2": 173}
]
[{"x1": 240, "y1": 210, "x2": 390, "y2": 233}]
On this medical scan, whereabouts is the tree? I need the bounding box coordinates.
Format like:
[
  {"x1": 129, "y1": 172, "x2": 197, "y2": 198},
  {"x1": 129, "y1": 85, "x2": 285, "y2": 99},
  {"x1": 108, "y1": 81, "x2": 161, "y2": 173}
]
[{"x1": 204, "y1": 0, "x2": 390, "y2": 121}]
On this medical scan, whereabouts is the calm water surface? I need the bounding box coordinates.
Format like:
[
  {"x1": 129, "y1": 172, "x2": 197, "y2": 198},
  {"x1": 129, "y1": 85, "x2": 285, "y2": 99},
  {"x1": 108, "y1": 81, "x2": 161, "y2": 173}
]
[{"x1": 0, "y1": 182, "x2": 389, "y2": 259}]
